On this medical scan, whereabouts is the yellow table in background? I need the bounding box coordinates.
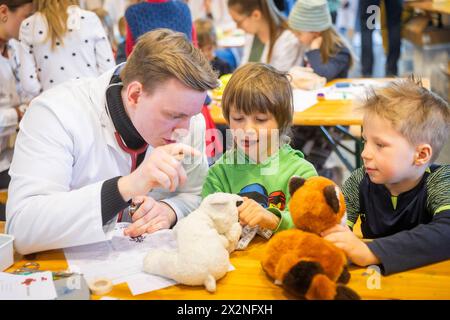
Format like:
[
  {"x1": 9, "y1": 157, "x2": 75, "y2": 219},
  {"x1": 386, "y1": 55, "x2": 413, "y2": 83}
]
[
  {"x1": 210, "y1": 78, "x2": 369, "y2": 127},
  {"x1": 405, "y1": 0, "x2": 450, "y2": 16},
  {"x1": 210, "y1": 78, "x2": 430, "y2": 171},
  {"x1": 1, "y1": 221, "x2": 449, "y2": 300}
]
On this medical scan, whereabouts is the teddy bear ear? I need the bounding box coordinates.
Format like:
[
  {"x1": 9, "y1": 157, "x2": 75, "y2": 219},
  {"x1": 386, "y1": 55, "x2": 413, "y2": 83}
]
[
  {"x1": 323, "y1": 185, "x2": 340, "y2": 213},
  {"x1": 289, "y1": 176, "x2": 306, "y2": 196}
]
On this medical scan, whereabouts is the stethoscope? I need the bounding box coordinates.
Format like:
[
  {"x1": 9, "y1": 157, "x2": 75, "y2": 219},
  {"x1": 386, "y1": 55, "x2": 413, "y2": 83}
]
[{"x1": 105, "y1": 77, "x2": 148, "y2": 222}]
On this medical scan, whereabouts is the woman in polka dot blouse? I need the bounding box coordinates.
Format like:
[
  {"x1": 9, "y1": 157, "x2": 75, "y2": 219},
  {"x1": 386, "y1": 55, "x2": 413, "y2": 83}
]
[{"x1": 17, "y1": 0, "x2": 115, "y2": 97}]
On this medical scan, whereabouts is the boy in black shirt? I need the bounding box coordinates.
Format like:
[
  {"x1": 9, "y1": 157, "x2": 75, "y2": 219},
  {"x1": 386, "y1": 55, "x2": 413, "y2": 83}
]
[{"x1": 322, "y1": 77, "x2": 450, "y2": 275}]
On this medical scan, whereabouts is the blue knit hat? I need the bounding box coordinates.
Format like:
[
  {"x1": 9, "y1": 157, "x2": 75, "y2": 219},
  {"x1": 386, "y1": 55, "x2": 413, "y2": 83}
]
[
  {"x1": 125, "y1": 1, "x2": 192, "y2": 42},
  {"x1": 288, "y1": 0, "x2": 332, "y2": 32}
]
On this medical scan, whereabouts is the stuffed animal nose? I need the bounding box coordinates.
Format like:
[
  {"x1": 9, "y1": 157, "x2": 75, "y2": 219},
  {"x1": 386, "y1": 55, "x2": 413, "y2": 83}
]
[{"x1": 236, "y1": 201, "x2": 243, "y2": 207}]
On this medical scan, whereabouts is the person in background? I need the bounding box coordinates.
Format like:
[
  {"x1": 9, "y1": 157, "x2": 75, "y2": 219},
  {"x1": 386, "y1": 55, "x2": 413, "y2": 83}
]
[
  {"x1": 227, "y1": 0, "x2": 305, "y2": 72},
  {"x1": 115, "y1": 16, "x2": 127, "y2": 64},
  {"x1": 327, "y1": 0, "x2": 340, "y2": 24},
  {"x1": 17, "y1": 0, "x2": 115, "y2": 97},
  {"x1": 195, "y1": 18, "x2": 232, "y2": 77},
  {"x1": 359, "y1": 0, "x2": 403, "y2": 77},
  {"x1": 125, "y1": 0, "x2": 194, "y2": 57},
  {"x1": 92, "y1": 7, "x2": 116, "y2": 53},
  {"x1": 288, "y1": 0, "x2": 353, "y2": 185},
  {"x1": 0, "y1": 0, "x2": 34, "y2": 221},
  {"x1": 288, "y1": 0, "x2": 353, "y2": 81},
  {"x1": 103, "y1": 0, "x2": 140, "y2": 44},
  {"x1": 188, "y1": 0, "x2": 235, "y2": 31}
]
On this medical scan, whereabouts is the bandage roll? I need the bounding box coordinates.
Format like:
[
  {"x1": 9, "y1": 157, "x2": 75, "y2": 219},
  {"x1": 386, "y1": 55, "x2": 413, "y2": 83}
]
[{"x1": 88, "y1": 278, "x2": 113, "y2": 296}]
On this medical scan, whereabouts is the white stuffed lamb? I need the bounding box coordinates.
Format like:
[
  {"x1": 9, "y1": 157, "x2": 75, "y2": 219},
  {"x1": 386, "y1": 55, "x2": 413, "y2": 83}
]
[{"x1": 143, "y1": 193, "x2": 243, "y2": 292}]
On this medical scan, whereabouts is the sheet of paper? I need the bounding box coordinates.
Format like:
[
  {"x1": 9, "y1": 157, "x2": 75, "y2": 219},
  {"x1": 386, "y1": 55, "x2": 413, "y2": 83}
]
[
  {"x1": 65, "y1": 222, "x2": 238, "y2": 296},
  {"x1": 0, "y1": 271, "x2": 57, "y2": 300},
  {"x1": 126, "y1": 273, "x2": 176, "y2": 296},
  {"x1": 318, "y1": 80, "x2": 385, "y2": 100},
  {"x1": 64, "y1": 223, "x2": 178, "y2": 294},
  {"x1": 127, "y1": 264, "x2": 235, "y2": 296},
  {"x1": 293, "y1": 89, "x2": 318, "y2": 112}
]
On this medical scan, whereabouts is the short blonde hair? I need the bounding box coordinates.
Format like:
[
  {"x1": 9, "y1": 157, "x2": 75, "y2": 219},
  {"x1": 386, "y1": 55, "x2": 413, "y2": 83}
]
[
  {"x1": 222, "y1": 62, "x2": 293, "y2": 135},
  {"x1": 360, "y1": 77, "x2": 450, "y2": 162},
  {"x1": 121, "y1": 28, "x2": 219, "y2": 93}
]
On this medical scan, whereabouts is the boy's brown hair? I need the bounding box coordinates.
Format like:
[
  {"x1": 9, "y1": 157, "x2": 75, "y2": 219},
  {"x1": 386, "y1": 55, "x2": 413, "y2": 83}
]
[
  {"x1": 222, "y1": 62, "x2": 293, "y2": 135},
  {"x1": 360, "y1": 76, "x2": 450, "y2": 162},
  {"x1": 194, "y1": 18, "x2": 217, "y2": 48},
  {"x1": 121, "y1": 28, "x2": 219, "y2": 93}
]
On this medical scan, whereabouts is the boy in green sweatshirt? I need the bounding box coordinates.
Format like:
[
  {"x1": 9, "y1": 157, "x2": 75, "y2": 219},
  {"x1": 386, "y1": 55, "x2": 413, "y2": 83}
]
[{"x1": 202, "y1": 63, "x2": 317, "y2": 233}]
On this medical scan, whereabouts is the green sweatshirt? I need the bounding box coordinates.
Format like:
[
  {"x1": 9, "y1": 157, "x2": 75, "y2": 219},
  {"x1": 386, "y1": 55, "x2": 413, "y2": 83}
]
[{"x1": 201, "y1": 144, "x2": 318, "y2": 232}]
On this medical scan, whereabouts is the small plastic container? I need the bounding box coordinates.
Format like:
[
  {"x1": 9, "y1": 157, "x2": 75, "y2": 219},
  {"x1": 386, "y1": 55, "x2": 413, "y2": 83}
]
[{"x1": 0, "y1": 234, "x2": 14, "y2": 271}]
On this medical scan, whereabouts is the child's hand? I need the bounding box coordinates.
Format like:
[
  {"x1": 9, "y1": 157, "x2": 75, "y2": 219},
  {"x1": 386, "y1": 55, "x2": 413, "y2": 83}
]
[
  {"x1": 310, "y1": 36, "x2": 323, "y2": 50},
  {"x1": 321, "y1": 225, "x2": 380, "y2": 267},
  {"x1": 238, "y1": 197, "x2": 280, "y2": 231}
]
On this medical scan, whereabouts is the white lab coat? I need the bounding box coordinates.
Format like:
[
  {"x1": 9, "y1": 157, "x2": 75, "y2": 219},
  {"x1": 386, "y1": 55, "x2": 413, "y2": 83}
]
[
  {"x1": 240, "y1": 29, "x2": 305, "y2": 72},
  {"x1": 6, "y1": 67, "x2": 209, "y2": 255}
]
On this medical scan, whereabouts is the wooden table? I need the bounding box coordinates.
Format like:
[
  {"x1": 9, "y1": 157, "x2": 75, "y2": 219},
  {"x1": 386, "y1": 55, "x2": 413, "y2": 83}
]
[
  {"x1": 210, "y1": 79, "x2": 366, "y2": 126},
  {"x1": 210, "y1": 78, "x2": 366, "y2": 127},
  {"x1": 210, "y1": 78, "x2": 430, "y2": 171},
  {"x1": 405, "y1": 0, "x2": 450, "y2": 16},
  {"x1": 211, "y1": 78, "x2": 367, "y2": 171},
  {"x1": 2, "y1": 221, "x2": 449, "y2": 300},
  {"x1": 210, "y1": 78, "x2": 430, "y2": 126}
]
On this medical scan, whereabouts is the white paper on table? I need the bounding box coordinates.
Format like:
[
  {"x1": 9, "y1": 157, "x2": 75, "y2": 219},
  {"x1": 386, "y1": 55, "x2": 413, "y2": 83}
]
[
  {"x1": 0, "y1": 271, "x2": 57, "y2": 300},
  {"x1": 64, "y1": 223, "x2": 178, "y2": 292},
  {"x1": 126, "y1": 273, "x2": 177, "y2": 296},
  {"x1": 293, "y1": 89, "x2": 318, "y2": 112},
  {"x1": 320, "y1": 80, "x2": 385, "y2": 100},
  {"x1": 127, "y1": 264, "x2": 236, "y2": 296}
]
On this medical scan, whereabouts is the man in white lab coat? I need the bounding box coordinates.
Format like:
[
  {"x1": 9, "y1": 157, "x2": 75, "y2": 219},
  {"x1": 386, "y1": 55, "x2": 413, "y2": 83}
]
[{"x1": 6, "y1": 29, "x2": 219, "y2": 255}]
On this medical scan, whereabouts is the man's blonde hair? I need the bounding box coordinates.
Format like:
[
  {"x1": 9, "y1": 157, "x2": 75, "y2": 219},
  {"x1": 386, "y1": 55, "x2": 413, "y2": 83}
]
[
  {"x1": 222, "y1": 62, "x2": 293, "y2": 136},
  {"x1": 360, "y1": 77, "x2": 450, "y2": 162},
  {"x1": 121, "y1": 28, "x2": 219, "y2": 93}
]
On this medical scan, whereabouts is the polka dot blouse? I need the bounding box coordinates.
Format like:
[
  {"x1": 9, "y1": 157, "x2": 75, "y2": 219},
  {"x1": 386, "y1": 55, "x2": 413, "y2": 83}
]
[{"x1": 17, "y1": 5, "x2": 116, "y2": 97}]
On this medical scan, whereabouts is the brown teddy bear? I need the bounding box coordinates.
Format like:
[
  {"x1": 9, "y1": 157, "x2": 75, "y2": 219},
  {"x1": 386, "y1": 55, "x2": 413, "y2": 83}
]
[{"x1": 261, "y1": 176, "x2": 360, "y2": 300}]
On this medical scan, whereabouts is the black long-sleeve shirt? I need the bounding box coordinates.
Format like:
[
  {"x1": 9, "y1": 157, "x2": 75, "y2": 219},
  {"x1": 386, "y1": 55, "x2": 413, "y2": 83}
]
[{"x1": 343, "y1": 165, "x2": 450, "y2": 275}]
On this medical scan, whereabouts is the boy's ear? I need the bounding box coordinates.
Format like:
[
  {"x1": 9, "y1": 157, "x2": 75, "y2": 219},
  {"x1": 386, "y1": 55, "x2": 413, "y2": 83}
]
[{"x1": 414, "y1": 143, "x2": 432, "y2": 166}]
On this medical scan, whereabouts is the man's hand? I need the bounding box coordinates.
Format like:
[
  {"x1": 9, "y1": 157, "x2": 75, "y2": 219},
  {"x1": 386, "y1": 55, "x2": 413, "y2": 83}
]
[
  {"x1": 321, "y1": 225, "x2": 380, "y2": 266},
  {"x1": 118, "y1": 143, "x2": 200, "y2": 202},
  {"x1": 124, "y1": 196, "x2": 177, "y2": 237},
  {"x1": 238, "y1": 197, "x2": 280, "y2": 231}
]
